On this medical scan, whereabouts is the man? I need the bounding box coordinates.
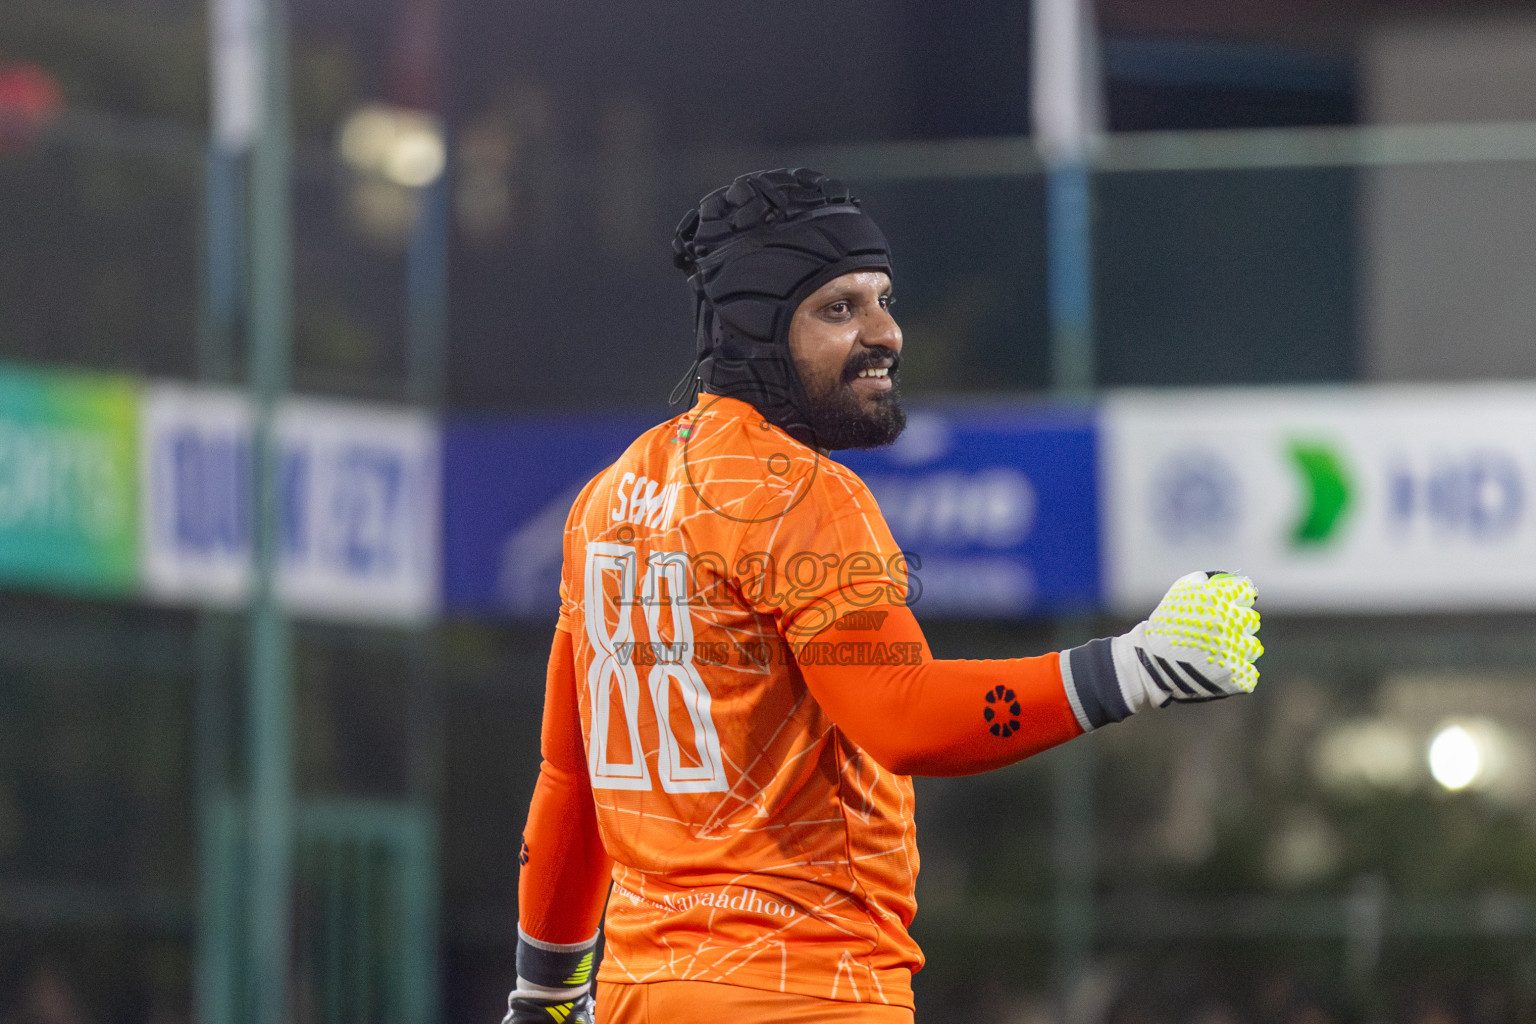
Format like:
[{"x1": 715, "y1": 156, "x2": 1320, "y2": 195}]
[{"x1": 505, "y1": 169, "x2": 1261, "y2": 1024}]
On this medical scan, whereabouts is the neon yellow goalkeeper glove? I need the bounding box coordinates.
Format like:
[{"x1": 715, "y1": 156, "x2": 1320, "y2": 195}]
[
  {"x1": 1058, "y1": 572, "x2": 1261, "y2": 730},
  {"x1": 1119, "y1": 570, "x2": 1262, "y2": 709}
]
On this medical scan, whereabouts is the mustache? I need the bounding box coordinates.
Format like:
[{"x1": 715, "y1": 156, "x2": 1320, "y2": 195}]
[{"x1": 840, "y1": 347, "x2": 901, "y2": 384}]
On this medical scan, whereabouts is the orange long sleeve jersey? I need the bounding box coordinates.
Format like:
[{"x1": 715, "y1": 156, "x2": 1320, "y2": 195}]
[{"x1": 517, "y1": 396, "x2": 1130, "y2": 1009}]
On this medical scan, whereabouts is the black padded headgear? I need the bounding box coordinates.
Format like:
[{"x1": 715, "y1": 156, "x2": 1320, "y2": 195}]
[{"x1": 671, "y1": 168, "x2": 892, "y2": 449}]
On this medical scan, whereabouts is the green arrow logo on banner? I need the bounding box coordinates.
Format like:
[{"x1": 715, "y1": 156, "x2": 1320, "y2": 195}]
[{"x1": 1288, "y1": 440, "x2": 1352, "y2": 547}]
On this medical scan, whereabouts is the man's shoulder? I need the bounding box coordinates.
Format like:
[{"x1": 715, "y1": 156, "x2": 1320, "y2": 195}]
[
  {"x1": 686, "y1": 397, "x2": 806, "y2": 458},
  {"x1": 678, "y1": 403, "x2": 826, "y2": 524}
]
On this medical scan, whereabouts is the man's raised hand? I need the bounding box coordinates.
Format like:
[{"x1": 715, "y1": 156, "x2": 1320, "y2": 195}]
[{"x1": 1113, "y1": 571, "x2": 1262, "y2": 711}]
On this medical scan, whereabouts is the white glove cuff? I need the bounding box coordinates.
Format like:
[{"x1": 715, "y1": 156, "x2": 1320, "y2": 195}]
[
  {"x1": 1058, "y1": 636, "x2": 1137, "y2": 733},
  {"x1": 510, "y1": 978, "x2": 590, "y2": 1004}
]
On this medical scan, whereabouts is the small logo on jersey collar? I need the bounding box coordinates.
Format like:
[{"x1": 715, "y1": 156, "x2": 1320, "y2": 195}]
[{"x1": 672, "y1": 418, "x2": 694, "y2": 444}]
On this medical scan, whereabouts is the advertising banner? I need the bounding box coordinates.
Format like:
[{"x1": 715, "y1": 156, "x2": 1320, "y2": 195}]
[
  {"x1": 141, "y1": 385, "x2": 440, "y2": 623},
  {"x1": 0, "y1": 364, "x2": 138, "y2": 595},
  {"x1": 140, "y1": 383, "x2": 252, "y2": 605},
  {"x1": 1103, "y1": 385, "x2": 1536, "y2": 613},
  {"x1": 837, "y1": 405, "x2": 1099, "y2": 617},
  {"x1": 275, "y1": 399, "x2": 441, "y2": 623},
  {"x1": 441, "y1": 414, "x2": 656, "y2": 617},
  {"x1": 441, "y1": 405, "x2": 1099, "y2": 620}
]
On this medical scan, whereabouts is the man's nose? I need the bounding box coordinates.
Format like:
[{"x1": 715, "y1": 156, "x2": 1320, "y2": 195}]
[{"x1": 863, "y1": 306, "x2": 902, "y2": 354}]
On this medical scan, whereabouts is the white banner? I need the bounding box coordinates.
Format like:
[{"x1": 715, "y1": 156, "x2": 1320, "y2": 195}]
[
  {"x1": 1104, "y1": 385, "x2": 1536, "y2": 613},
  {"x1": 275, "y1": 398, "x2": 440, "y2": 623},
  {"x1": 141, "y1": 384, "x2": 440, "y2": 623}
]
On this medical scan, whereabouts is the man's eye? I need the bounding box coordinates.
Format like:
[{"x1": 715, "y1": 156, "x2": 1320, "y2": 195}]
[
  {"x1": 880, "y1": 295, "x2": 894, "y2": 309},
  {"x1": 827, "y1": 302, "x2": 850, "y2": 316}
]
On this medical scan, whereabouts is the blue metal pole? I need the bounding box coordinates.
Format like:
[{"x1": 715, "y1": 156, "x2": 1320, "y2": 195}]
[
  {"x1": 196, "y1": 0, "x2": 252, "y2": 1014},
  {"x1": 403, "y1": 142, "x2": 448, "y2": 1024},
  {"x1": 201, "y1": 149, "x2": 244, "y2": 383},
  {"x1": 194, "y1": 106, "x2": 245, "y2": 1024},
  {"x1": 245, "y1": 0, "x2": 295, "y2": 1016},
  {"x1": 406, "y1": 163, "x2": 449, "y2": 410},
  {"x1": 1046, "y1": 161, "x2": 1094, "y2": 394}
]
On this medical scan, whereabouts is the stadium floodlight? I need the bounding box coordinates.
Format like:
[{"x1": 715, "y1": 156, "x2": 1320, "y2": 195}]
[
  {"x1": 1424, "y1": 717, "x2": 1533, "y2": 800},
  {"x1": 1429, "y1": 721, "x2": 1486, "y2": 792},
  {"x1": 337, "y1": 103, "x2": 445, "y2": 187}
]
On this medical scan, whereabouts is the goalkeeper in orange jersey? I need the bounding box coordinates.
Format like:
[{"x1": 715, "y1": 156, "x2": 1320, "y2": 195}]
[{"x1": 502, "y1": 169, "x2": 1262, "y2": 1024}]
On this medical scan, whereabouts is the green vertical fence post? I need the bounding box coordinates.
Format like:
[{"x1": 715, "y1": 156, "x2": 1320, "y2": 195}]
[
  {"x1": 1034, "y1": 0, "x2": 1103, "y2": 1006},
  {"x1": 194, "y1": 618, "x2": 238, "y2": 1024},
  {"x1": 1047, "y1": 160, "x2": 1097, "y2": 1008},
  {"x1": 1050, "y1": 730, "x2": 1096, "y2": 1009}
]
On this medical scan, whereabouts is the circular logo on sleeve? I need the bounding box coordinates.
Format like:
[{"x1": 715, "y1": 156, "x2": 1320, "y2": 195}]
[{"x1": 983, "y1": 685, "x2": 1022, "y2": 738}]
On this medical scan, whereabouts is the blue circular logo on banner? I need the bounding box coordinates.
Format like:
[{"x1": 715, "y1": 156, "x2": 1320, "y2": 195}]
[{"x1": 1152, "y1": 451, "x2": 1241, "y2": 544}]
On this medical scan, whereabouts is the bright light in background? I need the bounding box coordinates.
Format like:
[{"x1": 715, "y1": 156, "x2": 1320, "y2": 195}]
[
  {"x1": 336, "y1": 103, "x2": 446, "y2": 248},
  {"x1": 338, "y1": 105, "x2": 395, "y2": 167},
  {"x1": 1424, "y1": 717, "x2": 1534, "y2": 801},
  {"x1": 1314, "y1": 712, "x2": 1536, "y2": 804},
  {"x1": 1428, "y1": 724, "x2": 1481, "y2": 791},
  {"x1": 385, "y1": 129, "x2": 446, "y2": 188},
  {"x1": 337, "y1": 103, "x2": 445, "y2": 188}
]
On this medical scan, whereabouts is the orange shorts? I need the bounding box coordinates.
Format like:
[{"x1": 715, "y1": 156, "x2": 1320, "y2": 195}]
[{"x1": 595, "y1": 981, "x2": 915, "y2": 1024}]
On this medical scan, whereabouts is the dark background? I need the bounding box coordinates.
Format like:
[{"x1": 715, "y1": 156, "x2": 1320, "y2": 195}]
[{"x1": 4, "y1": 1, "x2": 1536, "y2": 1021}]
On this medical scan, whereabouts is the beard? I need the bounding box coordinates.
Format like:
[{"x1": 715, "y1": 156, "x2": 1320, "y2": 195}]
[{"x1": 802, "y1": 347, "x2": 906, "y2": 450}]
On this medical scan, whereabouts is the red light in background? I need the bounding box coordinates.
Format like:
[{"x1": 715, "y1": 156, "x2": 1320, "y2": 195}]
[{"x1": 0, "y1": 63, "x2": 64, "y2": 153}]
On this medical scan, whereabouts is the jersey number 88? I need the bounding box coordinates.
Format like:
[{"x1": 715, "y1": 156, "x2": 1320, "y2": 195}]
[{"x1": 582, "y1": 542, "x2": 729, "y2": 794}]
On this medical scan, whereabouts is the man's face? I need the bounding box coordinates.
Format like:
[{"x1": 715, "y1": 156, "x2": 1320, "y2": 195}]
[{"x1": 786, "y1": 270, "x2": 906, "y2": 449}]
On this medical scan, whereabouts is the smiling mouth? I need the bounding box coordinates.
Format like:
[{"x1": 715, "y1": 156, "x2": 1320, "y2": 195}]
[{"x1": 848, "y1": 365, "x2": 894, "y2": 393}]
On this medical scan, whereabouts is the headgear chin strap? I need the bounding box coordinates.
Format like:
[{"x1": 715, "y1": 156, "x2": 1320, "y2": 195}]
[{"x1": 672, "y1": 168, "x2": 892, "y2": 449}]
